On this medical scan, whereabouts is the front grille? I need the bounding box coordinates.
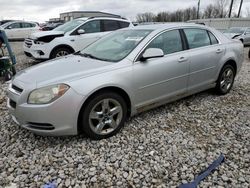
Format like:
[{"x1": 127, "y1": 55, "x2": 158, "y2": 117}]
[
  {"x1": 9, "y1": 99, "x2": 16, "y2": 109},
  {"x1": 24, "y1": 38, "x2": 33, "y2": 48},
  {"x1": 12, "y1": 84, "x2": 23, "y2": 93},
  {"x1": 28, "y1": 122, "x2": 55, "y2": 130}
]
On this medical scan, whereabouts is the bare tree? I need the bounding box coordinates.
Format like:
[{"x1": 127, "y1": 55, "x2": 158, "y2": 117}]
[
  {"x1": 203, "y1": 4, "x2": 214, "y2": 18},
  {"x1": 216, "y1": 0, "x2": 229, "y2": 18},
  {"x1": 135, "y1": 0, "x2": 240, "y2": 23},
  {"x1": 136, "y1": 12, "x2": 155, "y2": 23}
]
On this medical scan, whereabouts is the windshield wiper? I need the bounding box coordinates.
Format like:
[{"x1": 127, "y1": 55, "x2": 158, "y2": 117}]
[
  {"x1": 74, "y1": 52, "x2": 112, "y2": 62},
  {"x1": 82, "y1": 53, "x2": 100, "y2": 60}
]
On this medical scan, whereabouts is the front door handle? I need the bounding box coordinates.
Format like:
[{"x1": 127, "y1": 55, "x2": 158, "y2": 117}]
[
  {"x1": 178, "y1": 57, "x2": 188, "y2": 63},
  {"x1": 216, "y1": 49, "x2": 223, "y2": 54}
]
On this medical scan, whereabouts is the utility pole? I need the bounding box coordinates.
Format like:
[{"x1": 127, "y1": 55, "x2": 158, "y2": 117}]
[
  {"x1": 237, "y1": 0, "x2": 244, "y2": 18},
  {"x1": 197, "y1": 0, "x2": 201, "y2": 19},
  {"x1": 229, "y1": 0, "x2": 234, "y2": 18}
]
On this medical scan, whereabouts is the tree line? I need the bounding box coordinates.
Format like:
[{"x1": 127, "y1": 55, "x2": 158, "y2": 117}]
[{"x1": 136, "y1": 0, "x2": 243, "y2": 23}]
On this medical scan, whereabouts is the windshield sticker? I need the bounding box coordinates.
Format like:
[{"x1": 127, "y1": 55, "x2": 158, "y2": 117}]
[{"x1": 125, "y1": 37, "x2": 143, "y2": 41}]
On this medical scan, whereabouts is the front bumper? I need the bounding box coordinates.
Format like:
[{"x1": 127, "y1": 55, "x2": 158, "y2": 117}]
[
  {"x1": 7, "y1": 80, "x2": 85, "y2": 136},
  {"x1": 23, "y1": 39, "x2": 51, "y2": 60}
]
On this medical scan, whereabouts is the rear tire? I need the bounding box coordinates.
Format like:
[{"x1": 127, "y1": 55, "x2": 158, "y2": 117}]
[
  {"x1": 51, "y1": 47, "x2": 73, "y2": 59},
  {"x1": 80, "y1": 92, "x2": 127, "y2": 140},
  {"x1": 215, "y1": 64, "x2": 235, "y2": 95}
]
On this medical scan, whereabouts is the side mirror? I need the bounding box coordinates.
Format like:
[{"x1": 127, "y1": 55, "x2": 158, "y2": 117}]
[
  {"x1": 140, "y1": 48, "x2": 164, "y2": 61},
  {"x1": 77, "y1": 29, "x2": 85, "y2": 35},
  {"x1": 6, "y1": 26, "x2": 12, "y2": 29}
]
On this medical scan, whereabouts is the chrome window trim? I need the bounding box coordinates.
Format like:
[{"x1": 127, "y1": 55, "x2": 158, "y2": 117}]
[{"x1": 133, "y1": 26, "x2": 222, "y2": 63}]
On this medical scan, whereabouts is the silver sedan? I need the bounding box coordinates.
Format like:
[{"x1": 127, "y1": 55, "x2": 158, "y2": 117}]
[
  {"x1": 224, "y1": 27, "x2": 250, "y2": 46},
  {"x1": 7, "y1": 24, "x2": 244, "y2": 139}
]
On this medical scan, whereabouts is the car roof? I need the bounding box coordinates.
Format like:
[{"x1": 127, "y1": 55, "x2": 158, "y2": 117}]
[
  {"x1": 2, "y1": 21, "x2": 38, "y2": 25},
  {"x1": 76, "y1": 17, "x2": 130, "y2": 22},
  {"x1": 129, "y1": 22, "x2": 206, "y2": 31}
]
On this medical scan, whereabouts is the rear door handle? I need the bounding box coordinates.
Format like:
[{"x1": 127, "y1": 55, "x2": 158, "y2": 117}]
[
  {"x1": 178, "y1": 57, "x2": 188, "y2": 63},
  {"x1": 216, "y1": 49, "x2": 223, "y2": 54}
]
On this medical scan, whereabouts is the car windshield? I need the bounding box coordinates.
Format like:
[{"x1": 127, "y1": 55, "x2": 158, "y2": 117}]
[
  {"x1": 80, "y1": 29, "x2": 152, "y2": 62},
  {"x1": 225, "y1": 27, "x2": 245, "y2": 34},
  {"x1": 53, "y1": 19, "x2": 85, "y2": 33},
  {"x1": 0, "y1": 22, "x2": 12, "y2": 29}
]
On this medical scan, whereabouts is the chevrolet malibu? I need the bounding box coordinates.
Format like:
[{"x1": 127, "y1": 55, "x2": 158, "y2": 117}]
[{"x1": 7, "y1": 24, "x2": 244, "y2": 139}]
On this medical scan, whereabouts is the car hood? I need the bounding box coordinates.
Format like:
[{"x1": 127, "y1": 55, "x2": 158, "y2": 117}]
[
  {"x1": 224, "y1": 32, "x2": 241, "y2": 39},
  {"x1": 29, "y1": 30, "x2": 64, "y2": 39},
  {"x1": 14, "y1": 55, "x2": 116, "y2": 87}
]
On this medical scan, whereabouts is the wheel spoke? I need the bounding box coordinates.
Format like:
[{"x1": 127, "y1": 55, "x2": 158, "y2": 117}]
[
  {"x1": 95, "y1": 122, "x2": 105, "y2": 133},
  {"x1": 220, "y1": 80, "x2": 226, "y2": 87},
  {"x1": 110, "y1": 106, "x2": 121, "y2": 116},
  {"x1": 90, "y1": 111, "x2": 102, "y2": 120},
  {"x1": 226, "y1": 70, "x2": 231, "y2": 77},
  {"x1": 102, "y1": 99, "x2": 110, "y2": 112},
  {"x1": 109, "y1": 118, "x2": 117, "y2": 128}
]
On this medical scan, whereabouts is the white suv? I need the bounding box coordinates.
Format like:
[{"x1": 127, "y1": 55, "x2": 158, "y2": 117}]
[
  {"x1": 23, "y1": 17, "x2": 133, "y2": 60},
  {"x1": 0, "y1": 21, "x2": 40, "y2": 40}
]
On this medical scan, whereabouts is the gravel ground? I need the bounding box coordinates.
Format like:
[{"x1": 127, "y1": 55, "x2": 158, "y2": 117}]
[{"x1": 0, "y1": 42, "x2": 249, "y2": 188}]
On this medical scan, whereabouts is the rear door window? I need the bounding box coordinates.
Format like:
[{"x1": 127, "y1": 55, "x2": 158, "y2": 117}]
[
  {"x1": 103, "y1": 20, "x2": 120, "y2": 31},
  {"x1": 79, "y1": 20, "x2": 101, "y2": 33},
  {"x1": 184, "y1": 28, "x2": 211, "y2": 49},
  {"x1": 22, "y1": 23, "x2": 32, "y2": 28}
]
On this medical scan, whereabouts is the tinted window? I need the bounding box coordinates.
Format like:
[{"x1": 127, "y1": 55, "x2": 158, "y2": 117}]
[
  {"x1": 22, "y1": 23, "x2": 32, "y2": 28},
  {"x1": 103, "y1": 20, "x2": 119, "y2": 31},
  {"x1": 119, "y1": 21, "x2": 130, "y2": 28},
  {"x1": 79, "y1": 20, "x2": 101, "y2": 33},
  {"x1": 208, "y1": 32, "x2": 218, "y2": 45},
  {"x1": 147, "y1": 30, "x2": 183, "y2": 55},
  {"x1": 184, "y1": 29, "x2": 210, "y2": 49},
  {"x1": 7, "y1": 23, "x2": 21, "y2": 29}
]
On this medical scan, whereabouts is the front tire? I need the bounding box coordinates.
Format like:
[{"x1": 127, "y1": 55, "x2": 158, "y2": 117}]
[
  {"x1": 51, "y1": 47, "x2": 72, "y2": 59},
  {"x1": 216, "y1": 64, "x2": 235, "y2": 95},
  {"x1": 81, "y1": 92, "x2": 127, "y2": 140}
]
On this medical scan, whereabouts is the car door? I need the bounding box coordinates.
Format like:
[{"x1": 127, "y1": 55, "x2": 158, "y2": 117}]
[
  {"x1": 72, "y1": 20, "x2": 103, "y2": 51},
  {"x1": 183, "y1": 28, "x2": 225, "y2": 92},
  {"x1": 133, "y1": 29, "x2": 190, "y2": 108},
  {"x1": 20, "y1": 22, "x2": 32, "y2": 38},
  {"x1": 4, "y1": 22, "x2": 22, "y2": 39},
  {"x1": 243, "y1": 28, "x2": 250, "y2": 45}
]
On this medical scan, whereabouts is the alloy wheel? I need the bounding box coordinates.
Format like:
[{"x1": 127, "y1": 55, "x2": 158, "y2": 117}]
[
  {"x1": 56, "y1": 50, "x2": 69, "y2": 57},
  {"x1": 88, "y1": 98, "x2": 123, "y2": 135},
  {"x1": 220, "y1": 68, "x2": 234, "y2": 93}
]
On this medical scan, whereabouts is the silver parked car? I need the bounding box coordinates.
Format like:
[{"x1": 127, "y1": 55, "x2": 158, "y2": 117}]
[
  {"x1": 7, "y1": 24, "x2": 243, "y2": 139},
  {"x1": 224, "y1": 27, "x2": 250, "y2": 45}
]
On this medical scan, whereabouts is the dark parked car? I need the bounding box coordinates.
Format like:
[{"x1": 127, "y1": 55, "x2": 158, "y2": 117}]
[{"x1": 40, "y1": 23, "x2": 64, "y2": 31}]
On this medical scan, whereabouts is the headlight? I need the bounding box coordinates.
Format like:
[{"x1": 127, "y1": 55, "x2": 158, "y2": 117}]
[{"x1": 28, "y1": 84, "x2": 69, "y2": 104}]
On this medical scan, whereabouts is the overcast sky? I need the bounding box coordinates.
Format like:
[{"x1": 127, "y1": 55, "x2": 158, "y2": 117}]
[{"x1": 1, "y1": 0, "x2": 250, "y2": 22}]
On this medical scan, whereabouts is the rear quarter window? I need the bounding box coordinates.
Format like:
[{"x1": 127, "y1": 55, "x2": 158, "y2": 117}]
[
  {"x1": 208, "y1": 32, "x2": 219, "y2": 45},
  {"x1": 184, "y1": 28, "x2": 211, "y2": 49},
  {"x1": 119, "y1": 21, "x2": 130, "y2": 28}
]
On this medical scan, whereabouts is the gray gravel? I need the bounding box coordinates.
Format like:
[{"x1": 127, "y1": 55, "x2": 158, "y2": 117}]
[{"x1": 0, "y1": 42, "x2": 249, "y2": 188}]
